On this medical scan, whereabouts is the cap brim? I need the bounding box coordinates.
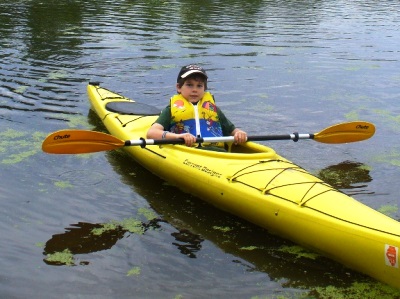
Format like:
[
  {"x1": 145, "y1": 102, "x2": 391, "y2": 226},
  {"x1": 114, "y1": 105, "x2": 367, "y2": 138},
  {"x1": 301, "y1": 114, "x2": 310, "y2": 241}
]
[{"x1": 180, "y1": 70, "x2": 207, "y2": 79}]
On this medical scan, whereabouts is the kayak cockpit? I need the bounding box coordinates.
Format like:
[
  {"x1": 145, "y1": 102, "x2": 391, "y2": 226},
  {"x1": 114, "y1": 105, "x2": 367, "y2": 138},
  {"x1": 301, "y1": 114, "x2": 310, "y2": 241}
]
[
  {"x1": 226, "y1": 142, "x2": 271, "y2": 154},
  {"x1": 164, "y1": 140, "x2": 279, "y2": 161}
]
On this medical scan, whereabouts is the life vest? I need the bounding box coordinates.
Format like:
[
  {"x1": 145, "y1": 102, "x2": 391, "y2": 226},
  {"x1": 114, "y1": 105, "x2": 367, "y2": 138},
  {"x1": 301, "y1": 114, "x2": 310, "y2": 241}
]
[{"x1": 169, "y1": 92, "x2": 223, "y2": 138}]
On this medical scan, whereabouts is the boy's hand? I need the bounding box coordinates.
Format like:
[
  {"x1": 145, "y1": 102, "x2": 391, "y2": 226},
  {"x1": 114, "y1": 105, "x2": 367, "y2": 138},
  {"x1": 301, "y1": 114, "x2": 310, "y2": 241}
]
[
  {"x1": 179, "y1": 133, "x2": 197, "y2": 147},
  {"x1": 233, "y1": 129, "x2": 247, "y2": 144}
]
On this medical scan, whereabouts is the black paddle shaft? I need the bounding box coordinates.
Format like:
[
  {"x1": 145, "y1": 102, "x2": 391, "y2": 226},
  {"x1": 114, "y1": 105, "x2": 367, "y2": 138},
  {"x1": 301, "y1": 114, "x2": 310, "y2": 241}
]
[{"x1": 125, "y1": 133, "x2": 314, "y2": 148}]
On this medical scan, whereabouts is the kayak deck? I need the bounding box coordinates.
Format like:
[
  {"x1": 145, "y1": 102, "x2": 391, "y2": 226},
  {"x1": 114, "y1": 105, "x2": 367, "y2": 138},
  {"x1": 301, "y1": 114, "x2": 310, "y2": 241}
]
[{"x1": 87, "y1": 83, "x2": 400, "y2": 289}]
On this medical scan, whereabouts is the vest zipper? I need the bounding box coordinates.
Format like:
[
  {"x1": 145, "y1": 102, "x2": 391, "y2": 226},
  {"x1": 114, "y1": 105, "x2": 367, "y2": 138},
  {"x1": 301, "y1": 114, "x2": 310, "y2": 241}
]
[{"x1": 193, "y1": 102, "x2": 201, "y2": 137}]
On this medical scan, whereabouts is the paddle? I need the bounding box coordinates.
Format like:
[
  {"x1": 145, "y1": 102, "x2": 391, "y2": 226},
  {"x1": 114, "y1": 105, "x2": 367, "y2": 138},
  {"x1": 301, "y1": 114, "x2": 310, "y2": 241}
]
[{"x1": 42, "y1": 121, "x2": 375, "y2": 154}]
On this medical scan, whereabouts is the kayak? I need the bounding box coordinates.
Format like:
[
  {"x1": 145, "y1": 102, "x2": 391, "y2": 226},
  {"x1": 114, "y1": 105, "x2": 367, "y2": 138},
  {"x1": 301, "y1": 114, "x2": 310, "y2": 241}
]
[{"x1": 85, "y1": 82, "x2": 400, "y2": 289}]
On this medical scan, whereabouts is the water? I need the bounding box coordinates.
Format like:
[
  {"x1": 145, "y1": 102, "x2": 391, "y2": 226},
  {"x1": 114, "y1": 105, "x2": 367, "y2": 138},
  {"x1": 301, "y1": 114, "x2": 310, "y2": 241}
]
[{"x1": 1, "y1": 1, "x2": 400, "y2": 298}]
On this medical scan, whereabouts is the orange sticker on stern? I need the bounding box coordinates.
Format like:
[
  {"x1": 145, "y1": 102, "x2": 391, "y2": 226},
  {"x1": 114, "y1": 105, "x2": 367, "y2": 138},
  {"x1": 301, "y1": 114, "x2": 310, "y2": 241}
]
[{"x1": 385, "y1": 245, "x2": 399, "y2": 268}]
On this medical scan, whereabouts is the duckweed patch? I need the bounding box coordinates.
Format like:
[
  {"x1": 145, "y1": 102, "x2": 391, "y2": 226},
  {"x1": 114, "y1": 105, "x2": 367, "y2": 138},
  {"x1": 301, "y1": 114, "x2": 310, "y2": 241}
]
[
  {"x1": 0, "y1": 128, "x2": 26, "y2": 139},
  {"x1": 150, "y1": 64, "x2": 176, "y2": 70},
  {"x1": 91, "y1": 217, "x2": 145, "y2": 236},
  {"x1": 120, "y1": 218, "x2": 145, "y2": 234},
  {"x1": 45, "y1": 249, "x2": 74, "y2": 266},
  {"x1": 14, "y1": 85, "x2": 29, "y2": 94},
  {"x1": 310, "y1": 282, "x2": 400, "y2": 299},
  {"x1": 3, "y1": 149, "x2": 37, "y2": 164},
  {"x1": 43, "y1": 113, "x2": 91, "y2": 129},
  {"x1": 0, "y1": 129, "x2": 46, "y2": 164},
  {"x1": 373, "y1": 149, "x2": 400, "y2": 167},
  {"x1": 251, "y1": 281, "x2": 400, "y2": 299},
  {"x1": 138, "y1": 207, "x2": 157, "y2": 221},
  {"x1": 38, "y1": 70, "x2": 68, "y2": 83},
  {"x1": 378, "y1": 204, "x2": 398, "y2": 217},
  {"x1": 278, "y1": 245, "x2": 319, "y2": 260},
  {"x1": 65, "y1": 115, "x2": 91, "y2": 128},
  {"x1": 344, "y1": 110, "x2": 359, "y2": 121},
  {"x1": 48, "y1": 70, "x2": 68, "y2": 80},
  {"x1": 372, "y1": 109, "x2": 400, "y2": 132},
  {"x1": 250, "y1": 100, "x2": 274, "y2": 112},
  {"x1": 213, "y1": 226, "x2": 233, "y2": 232},
  {"x1": 127, "y1": 266, "x2": 141, "y2": 276},
  {"x1": 250, "y1": 294, "x2": 306, "y2": 299},
  {"x1": 91, "y1": 222, "x2": 119, "y2": 235},
  {"x1": 240, "y1": 246, "x2": 260, "y2": 251},
  {"x1": 54, "y1": 181, "x2": 74, "y2": 189},
  {"x1": 344, "y1": 66, "x2": 362, "y2": 71}
]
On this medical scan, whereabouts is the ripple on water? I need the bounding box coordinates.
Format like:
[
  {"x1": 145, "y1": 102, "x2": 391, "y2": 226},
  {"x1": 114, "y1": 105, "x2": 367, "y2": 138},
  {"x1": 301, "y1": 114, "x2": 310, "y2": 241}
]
[{"x1": 56, "y1": 169, "x2": 107, "y2": 187}]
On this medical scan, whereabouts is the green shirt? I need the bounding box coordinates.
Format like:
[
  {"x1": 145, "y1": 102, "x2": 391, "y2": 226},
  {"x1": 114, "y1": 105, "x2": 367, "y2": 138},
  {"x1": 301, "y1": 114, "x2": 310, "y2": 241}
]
[{"x1": 155, "y1": 104, "x2": 236, "y2": 136}]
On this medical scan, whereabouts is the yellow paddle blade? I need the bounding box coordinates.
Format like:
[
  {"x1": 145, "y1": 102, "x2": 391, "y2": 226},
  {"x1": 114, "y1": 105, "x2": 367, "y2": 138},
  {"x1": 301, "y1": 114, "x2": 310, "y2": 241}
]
[
  {"x1": 42, "y1": 130, "x2": 125, "y2": 154},
  {"x1": 314, "y1": 121, "x2": 375, "y2": 144}
]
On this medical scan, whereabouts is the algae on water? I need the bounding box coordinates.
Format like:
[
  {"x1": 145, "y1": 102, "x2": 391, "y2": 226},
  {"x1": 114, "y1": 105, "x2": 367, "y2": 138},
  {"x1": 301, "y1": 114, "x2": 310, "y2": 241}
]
[
  {"x1": 54, "y1": 181, "x2": 74, "y2": 189},
  {"x1": 120, "y1": 218, "x2": 145, "y2": 234},
  {"x1": 378, "y1": 204, "x2": 398, "y2": 217},
  {"x1": 312, "y1": 282, "x2": 400, "y2": 299},
  {"x1": 0, "y1": 129, "x2": 47, "y2": 164},
  {"x1": 240, "y1": 246, "x2": 260, "y2": 251},
  {"x1": 212, "y1": 226, "x2": 233, "y2": 232},
  {"x1": 91, "y1": 222, "x2": 119, "y2": 235},
  {"x1": 278, "y1": 245, "x2": 319, "y2": 260},
  {"x1": 138, "y1": 207, "x2": 158, "y2": 221},
  {"x1": 45, "y1": 249, "x2": 74, "y2": 266},
  {"x1": 90, "y1": 217, "x2": 146, "y2": 236},
  {"x1": 127, "y1": 266, "x2": 141, "y2": 276}
]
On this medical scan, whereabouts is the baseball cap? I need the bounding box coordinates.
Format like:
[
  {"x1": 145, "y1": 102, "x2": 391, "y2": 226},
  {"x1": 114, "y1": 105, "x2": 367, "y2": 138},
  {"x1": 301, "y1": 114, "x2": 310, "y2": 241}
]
[{"x1": 177, "y1": 64, "x2": 208, "y2": 82}]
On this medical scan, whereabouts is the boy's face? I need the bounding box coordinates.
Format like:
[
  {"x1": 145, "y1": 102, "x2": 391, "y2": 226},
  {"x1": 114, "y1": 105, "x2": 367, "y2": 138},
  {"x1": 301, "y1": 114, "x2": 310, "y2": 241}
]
[{"x1": 176, "y1": 78, "x2": 206, "y2": 103}]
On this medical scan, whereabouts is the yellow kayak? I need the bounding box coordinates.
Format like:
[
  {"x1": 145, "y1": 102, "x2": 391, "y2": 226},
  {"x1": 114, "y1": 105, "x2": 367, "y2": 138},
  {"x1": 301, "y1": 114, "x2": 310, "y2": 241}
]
[{"x1": 85, "y1": 83, "x2": 399, "y2": 289}]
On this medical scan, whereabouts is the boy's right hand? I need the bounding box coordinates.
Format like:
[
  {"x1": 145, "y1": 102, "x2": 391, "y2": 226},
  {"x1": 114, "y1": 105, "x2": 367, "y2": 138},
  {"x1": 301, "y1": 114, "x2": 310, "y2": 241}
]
[{"x1": 179, "y1": 133, "x2": 197, "y2": 147}]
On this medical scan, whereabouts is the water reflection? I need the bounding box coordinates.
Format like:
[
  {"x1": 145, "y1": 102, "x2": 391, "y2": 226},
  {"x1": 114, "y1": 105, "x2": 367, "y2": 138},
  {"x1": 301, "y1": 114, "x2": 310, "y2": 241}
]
[
  {"x1": 1, "y1": 0, "x2": 398, "y2": 125},
  {"x1": 25, "y1": 1, "x2": 84, "y2": 60},
  {"x1": 43, "y1": 217, "x2": 205, "y2": 263},
  {"x1": 43, "y1": 219, "x2": 161, "y2": 265},
  {"x1": 44, "y1": 222, "x2": 126, "y2": 265},
  {"x1": 317, "y1": 161, "x2": 373, "y2": 195},
  {"x1": 171, "y1": 229, "x2": 204, "y2": 258}
]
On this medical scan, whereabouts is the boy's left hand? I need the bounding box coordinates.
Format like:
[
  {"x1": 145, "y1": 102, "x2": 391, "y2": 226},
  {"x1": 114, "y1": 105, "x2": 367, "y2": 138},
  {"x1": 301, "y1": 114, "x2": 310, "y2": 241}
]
[{"x1": 233, "y1": 129, "x2": 247, "y2": 144}]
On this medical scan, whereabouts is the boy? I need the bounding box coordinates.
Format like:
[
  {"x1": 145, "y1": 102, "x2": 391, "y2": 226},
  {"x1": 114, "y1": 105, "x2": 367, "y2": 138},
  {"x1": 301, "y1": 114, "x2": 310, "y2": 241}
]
[{"x1": 146, "y1": 64, "x2": 247, "y2": 147}]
